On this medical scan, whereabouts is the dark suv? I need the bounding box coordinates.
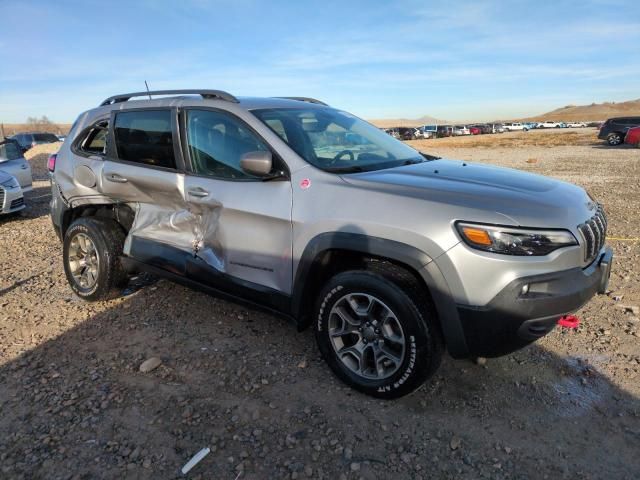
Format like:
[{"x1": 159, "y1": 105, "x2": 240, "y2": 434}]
[
  {"x1": 598, "y1": 117, "x2": 640, "y2": 146},
  {"x1": 10, "y1": 132, "x2": 60, "y2": 152}
]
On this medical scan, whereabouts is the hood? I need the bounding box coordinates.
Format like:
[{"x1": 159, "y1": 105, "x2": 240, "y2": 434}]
[
  {"x1": 0, "y1": 170, "x2": 15, "y2": 184},
  {"x1": 340, "y1": 159, "x2": 596, "y2": 228}
]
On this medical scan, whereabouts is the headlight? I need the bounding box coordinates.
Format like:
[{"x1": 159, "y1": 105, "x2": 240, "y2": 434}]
[
  {"x1": 1, "y1": 178, "x2": 19, "y2": 189},
  {"x1": 456, "y1": 222, "x2": 577, "y2": 256}
]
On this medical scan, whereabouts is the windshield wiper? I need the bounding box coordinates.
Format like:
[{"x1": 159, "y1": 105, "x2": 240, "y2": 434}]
[
  {"x1": 421, "y1": 153, "x2": 440, "y2": 161},
  {"x1": 324, "y1": 165, "x2": 366, "y2": 173}
]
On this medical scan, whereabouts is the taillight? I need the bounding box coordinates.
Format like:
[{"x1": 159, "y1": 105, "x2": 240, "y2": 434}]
[{"x1": 47, "y1": 154, "x2": 57, "y2": 172}]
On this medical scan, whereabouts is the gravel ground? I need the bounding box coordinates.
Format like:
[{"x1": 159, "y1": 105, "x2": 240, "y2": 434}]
[{"x1": 0, "y1": 133, "x2": 639, "y2": 479}]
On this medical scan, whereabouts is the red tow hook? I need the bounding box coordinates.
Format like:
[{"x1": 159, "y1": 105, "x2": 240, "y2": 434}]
[{"x1": 558, "y1": 315, "x2": 580, "y2": 329}]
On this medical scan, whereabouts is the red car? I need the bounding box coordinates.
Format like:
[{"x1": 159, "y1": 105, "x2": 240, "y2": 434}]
[
  {"x1": 624, "y1": 126, "x2": 640, "y2": 146},
  {"x1": 469, "y1": 126, "x2": 481, "y2": 135}
]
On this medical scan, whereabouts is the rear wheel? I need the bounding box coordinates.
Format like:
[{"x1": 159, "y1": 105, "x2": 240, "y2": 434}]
[
  {"x1": 607, "y1": 132, "x2": 622, "y2": 146},
  {"x1": 314, "y1": 269, "x2": 443, "y2": 399},
  {"x1": 63, "y1": 217, "x2": 128, "y2": 301}
]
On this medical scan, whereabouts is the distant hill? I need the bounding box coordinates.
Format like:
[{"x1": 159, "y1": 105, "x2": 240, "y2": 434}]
[
  {"x1": 520, "y1": 99, "x2": 640, "y2": 122},
  {"x1": 368, "y1": 115, "x2": 448, "y2": 128}
]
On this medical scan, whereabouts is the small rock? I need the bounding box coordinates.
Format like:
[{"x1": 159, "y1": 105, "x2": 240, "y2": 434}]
[
  {"x1": 139, "y1": 357, "x2": 162, "y2": 373},
  {"x1": 350, "y1": 462, "x2": 361, "y2": 472},
  {"x1": 450, "y1": 437, "x2": 462, "y2": 450},
  {"x1": 297, "y1": 359, "x2": 307, "y2": 369},
  {"x1": 474, "y1": 357, "x2": 487, "y2": 366}
]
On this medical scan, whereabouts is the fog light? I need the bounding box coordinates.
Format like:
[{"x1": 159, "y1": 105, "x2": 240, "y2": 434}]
[{"x1": 521, "y1": 284, "x2": 529, "y2": 295}]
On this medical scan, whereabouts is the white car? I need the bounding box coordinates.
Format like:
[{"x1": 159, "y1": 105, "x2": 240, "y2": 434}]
[
  {"x1": 502, "y1": 122, "x2": 529, "y2": 131},
  {"x1": 538, "y1": 120, "x2": 562, "y2": 128},
  {"x1": 0, "y1": 139, "x2": 33, "y2": 191},
  {"x1": 453, "y1": 125, "x2": 471, "y2": 136},
  {"x1": 566, "y1": 122, "x2": 587, "y2": 128},
  {"x1": 0, "y1": 171, "x2": 25, "y2": 215}
]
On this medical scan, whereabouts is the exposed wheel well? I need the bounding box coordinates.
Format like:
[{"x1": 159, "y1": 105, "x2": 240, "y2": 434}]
[
  {"x1": 295, "y1": 249, "x2": 436, "y2": 331},
  {"x1": 62, "y1": 203, "x2": 134, "y2": 238}
]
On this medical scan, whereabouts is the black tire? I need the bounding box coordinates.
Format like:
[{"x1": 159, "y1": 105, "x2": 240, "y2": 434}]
[
  {"x1": 314, "y1": 267, "x2": 443, "y2": 399},
  {"x1": 607, "y1": 132, "x2": 623, "y2": 146},
  {"x1": 63, "y1": 217, "x2": 128, "y2": 301}
]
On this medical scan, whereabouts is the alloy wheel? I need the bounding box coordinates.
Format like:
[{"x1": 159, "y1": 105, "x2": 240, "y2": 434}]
[
  {"x1": 328, "y1": 293, "x2": 406, "y2": 380},
  {"x1": 67, "y1": 233, "x2": 100, "y2": 289}
]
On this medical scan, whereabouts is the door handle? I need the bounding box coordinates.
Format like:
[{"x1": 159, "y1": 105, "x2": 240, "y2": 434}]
[
  {"x1": 106, "y1": 173, "x2": 128, "y2": 183},
  {"x1": 188, "y1": 188, "x2": 209, "y2": 198}
]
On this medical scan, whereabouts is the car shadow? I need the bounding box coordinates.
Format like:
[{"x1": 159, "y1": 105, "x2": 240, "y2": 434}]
[
  {"x1": 0, "y1": 277, "x2": 638, "y2": 479},
  {"x1": 591, "y1": 144, "x2": 638, "y2": 150}
]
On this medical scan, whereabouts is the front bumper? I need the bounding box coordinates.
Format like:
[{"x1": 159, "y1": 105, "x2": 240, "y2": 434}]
[
  {"x1": 0, "y1": 186, "x2": 25, "y2": 215},
  {"x1": 456, "y1": 247, "x2": 613, "y2": 358}
]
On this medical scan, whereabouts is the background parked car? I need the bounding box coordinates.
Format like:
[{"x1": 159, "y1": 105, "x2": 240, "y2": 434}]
[
  {"x1": 567, "y1": 122, "x2": 587, "y2": 128},
  {"x1": 492, "y1": 124, "x2": 505, "y2": 133},
  {"x1": 453, "y1": 125, "x2": 470, "y2": 136},
  {"x1": 436, "y1": 125, "x2": 454, "y2": 137},
  {"x1": 417, "y1": 125, "x2": 438, "y2": 139},
  {"x1": 384, "y1": 128, "x2": 400, "y2": 139},
  {"x1": 538, "y1": 120, "x2": 562, "y2": 128},
  {"x1": 396, "y1": 127, "x2": 419, "y2": 140},
  {"x1": 9, "y1": 132, "x2": 60, "y2": 152},
  {"x1": 0, "y1": 139, "x2": 32, "y2": 191},
  {"x1": 598, "y1": 117, "x2": 640, "y2": 146},
  {"x1": 469, "y1": 126, "x2": 481, "y2": 135},
  {"x1": 503, "y1": 122, "x2": 529, "y2": 131},
  {"x1": 624, "y1": 126, "x2": 640, "y2": 147}
]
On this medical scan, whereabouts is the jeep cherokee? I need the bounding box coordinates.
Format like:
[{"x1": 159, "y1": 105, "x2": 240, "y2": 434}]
[{"x1": 49, "y1": 90, "x2": 613, "y2": 398}]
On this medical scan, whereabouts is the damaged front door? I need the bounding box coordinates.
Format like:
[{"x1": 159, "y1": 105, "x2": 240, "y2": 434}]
[
  {"x1": 101, "y1": 108, "x2": 193, "y2": 273},
  {"x1": 182, "y1": 108, "x2": 293, "y2": 296}
]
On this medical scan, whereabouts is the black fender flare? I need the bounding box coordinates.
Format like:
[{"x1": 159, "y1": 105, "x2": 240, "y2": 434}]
[{"x1": 291, "y1": 232, "x2": 470, "y2": 358}]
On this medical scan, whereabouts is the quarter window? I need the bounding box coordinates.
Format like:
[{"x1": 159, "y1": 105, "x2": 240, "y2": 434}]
[
  {"x1": 78, "y1": 120, "x2": 109, "y2": 155},
  {"x1": 186, "y1": 110, "x2": 270, "y2": 180},
  {"x1": 114, "y1": 110, "x2": 176, "y2": 169}
]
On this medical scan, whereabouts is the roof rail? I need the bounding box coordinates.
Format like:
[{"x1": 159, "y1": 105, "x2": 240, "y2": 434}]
[
  {"x1": 99, "y1": 89, "x2": 238, "y2": 106},
  {"x1": 275, "y1": 96, "x2": 328, "y2": 106}
]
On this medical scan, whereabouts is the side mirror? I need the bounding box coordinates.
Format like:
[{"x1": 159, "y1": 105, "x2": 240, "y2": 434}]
[{"x1": 240, "y1": 151, "x2": 273, "y2": 177}]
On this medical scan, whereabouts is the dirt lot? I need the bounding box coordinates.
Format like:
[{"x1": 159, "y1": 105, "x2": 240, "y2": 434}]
[{"x1": 1, "y1": 130, "x2": 639, "y2": 479}]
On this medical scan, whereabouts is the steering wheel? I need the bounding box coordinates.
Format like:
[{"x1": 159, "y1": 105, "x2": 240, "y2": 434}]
[{"x1": 330, "y1": 149, "x2": 355, "y2": 165}]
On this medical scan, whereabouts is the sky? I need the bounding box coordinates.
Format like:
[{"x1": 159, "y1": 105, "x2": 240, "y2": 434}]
[{"x1": 0, "y1": 0, "x2": 638, "y2": 123}]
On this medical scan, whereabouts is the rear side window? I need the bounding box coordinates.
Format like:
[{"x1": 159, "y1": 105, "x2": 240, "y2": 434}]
[
  {"x1": 0, "y1": 141, "x2": 23, "y2": 160},
  {"x1": 114, "y1": 110, "x2": 175, "y2": 169},
  {"x1": 77, "y1": 120, "x2": 109, "y2": 155}
]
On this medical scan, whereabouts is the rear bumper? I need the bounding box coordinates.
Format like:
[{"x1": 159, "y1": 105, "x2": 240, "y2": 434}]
[{"x1": 456, "y1": 247, "x2": 613, "y2": 358}]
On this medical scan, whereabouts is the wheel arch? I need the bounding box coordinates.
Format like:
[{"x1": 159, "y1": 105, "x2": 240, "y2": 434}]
[
  {"x1": 291, "y1": 232, "x2": 470, "y2": 358},
  {"x1": 61, "y1": 202, "x2": 134, "y2": 239}
]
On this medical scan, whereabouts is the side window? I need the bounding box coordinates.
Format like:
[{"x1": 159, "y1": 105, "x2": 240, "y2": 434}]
[
  {"x1": 78, "y1": 120, "x2": 109, "y2": 155},
  {"x1": 114, "y1": 110, "x2": 175, "y2": 169},
  {"x1": 186, "y1": 110, "x2": 269, "y2": 180}
]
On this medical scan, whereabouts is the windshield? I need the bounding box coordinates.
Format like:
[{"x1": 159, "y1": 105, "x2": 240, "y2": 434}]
[
  {"x1": 252, "y1": 107, "x2": 426, "y2": 173},
  {"x1": 0, "y1": 141, "x2": 23, "y2": 161}
]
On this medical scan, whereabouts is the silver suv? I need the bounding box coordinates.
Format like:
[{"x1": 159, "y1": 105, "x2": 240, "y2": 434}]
[{"x1": 50, "y1": 90, "x2": 613, "y2": 398}]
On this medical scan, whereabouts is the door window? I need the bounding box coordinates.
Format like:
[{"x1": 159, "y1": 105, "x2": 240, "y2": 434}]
[
  {"x1": 114, "y1": 110, "x2": 176, "y2": 169},
  {"x1": 186, "y1": 110, "x2": 270, "y2": 180}
]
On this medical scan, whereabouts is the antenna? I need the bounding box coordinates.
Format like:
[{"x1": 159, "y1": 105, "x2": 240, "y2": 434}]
[{"x1": 144, "y1": 81, "x2": 152, "y2": 100}]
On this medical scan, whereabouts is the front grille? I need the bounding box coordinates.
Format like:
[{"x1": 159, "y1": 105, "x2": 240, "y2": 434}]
[
  {"x1": 578, "y1": 205, "x2": 607, "y2": 264},
  {"x1": 10, "y1": 197, "x2": 24, "y2": 209},
  {"x1": 0, "y1": 187, "x2": 5, "y2": 209}
]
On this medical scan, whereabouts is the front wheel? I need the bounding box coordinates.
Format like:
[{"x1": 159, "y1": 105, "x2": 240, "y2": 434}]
[
  {"x1": 314, "y1": 269, "x2": 443, "y2": 399},
  {"x1": 63, "y1": 217, "x2": 128, "y2": 301}
]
